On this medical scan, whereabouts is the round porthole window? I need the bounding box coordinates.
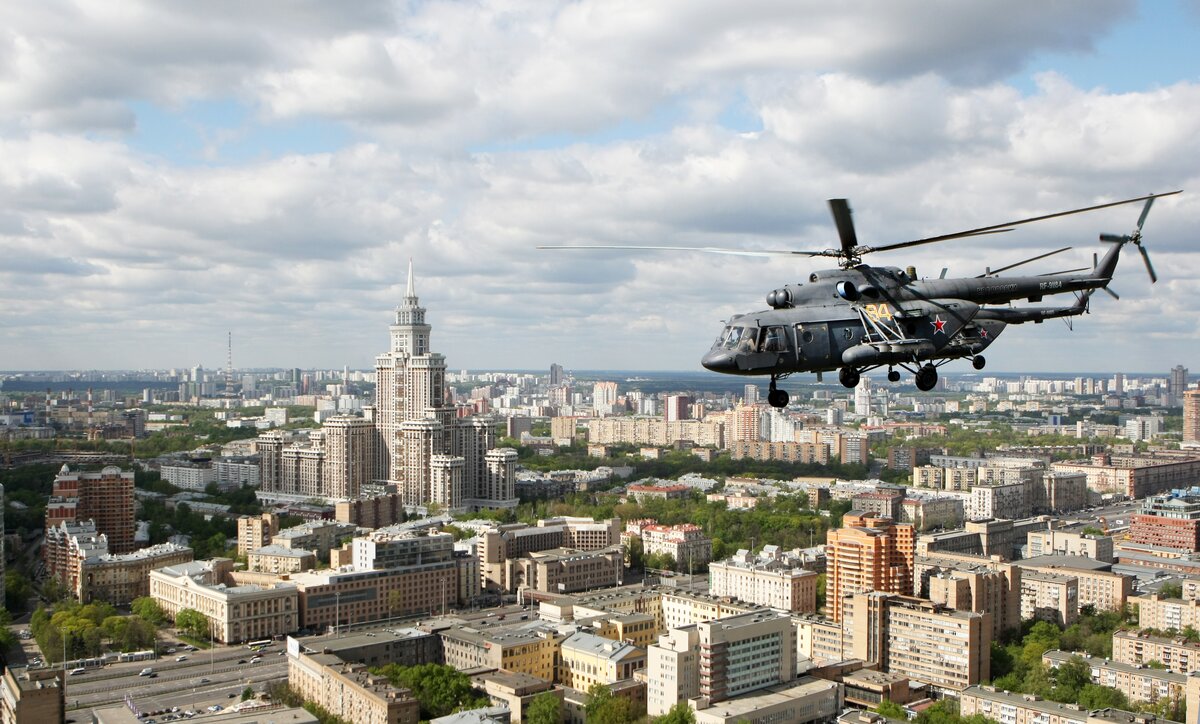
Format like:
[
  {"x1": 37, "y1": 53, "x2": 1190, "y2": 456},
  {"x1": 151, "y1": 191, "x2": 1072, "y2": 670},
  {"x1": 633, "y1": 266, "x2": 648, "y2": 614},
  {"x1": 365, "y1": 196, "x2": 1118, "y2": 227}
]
[{"x1": 801, "y1": 331, "x2": 814, "y2": 343}]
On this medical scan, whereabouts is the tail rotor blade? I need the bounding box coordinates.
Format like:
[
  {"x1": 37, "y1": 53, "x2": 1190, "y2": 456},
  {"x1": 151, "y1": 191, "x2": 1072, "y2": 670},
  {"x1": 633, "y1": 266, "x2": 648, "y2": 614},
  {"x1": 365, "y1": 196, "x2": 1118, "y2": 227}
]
[{"x1": 1138, "y1": 245, "x2": 1158, "y2": 283}]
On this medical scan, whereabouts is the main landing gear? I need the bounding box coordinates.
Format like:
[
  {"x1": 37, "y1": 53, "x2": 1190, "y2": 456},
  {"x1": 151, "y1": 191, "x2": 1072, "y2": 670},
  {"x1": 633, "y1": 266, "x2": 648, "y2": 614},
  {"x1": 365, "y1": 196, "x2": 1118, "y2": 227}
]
[
  {"x1": 915, "y1": 364, "x2": 938, "y2": 391},
  {"x1": 972, "y1": 355, "x2": 986, "y2": 370},
  {"x1": 887, "y1": 368, "x2": 901, "y2": 383},
  {"x1": 838, "y1": 367, "x2": 860, "y2": 388},
  {"x1": 768, "y1": 377, "x2": 790, "y2": 409}
]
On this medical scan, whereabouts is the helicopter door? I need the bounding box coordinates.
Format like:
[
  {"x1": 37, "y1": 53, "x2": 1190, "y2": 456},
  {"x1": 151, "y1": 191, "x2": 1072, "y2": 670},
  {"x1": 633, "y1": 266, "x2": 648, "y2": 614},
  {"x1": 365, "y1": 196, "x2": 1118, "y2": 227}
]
[{"x1": 794, "y1": 323, "x2": 832, "y2": 369}]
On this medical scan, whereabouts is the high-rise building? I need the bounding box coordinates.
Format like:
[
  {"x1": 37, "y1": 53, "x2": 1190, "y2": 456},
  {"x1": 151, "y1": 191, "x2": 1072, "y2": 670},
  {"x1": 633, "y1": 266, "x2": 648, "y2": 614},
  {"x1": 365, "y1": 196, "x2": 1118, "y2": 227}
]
[
  {"x1": 549, "y1": 363, "x2": 565, "y2": 386},
  {"x1": 45, "y1": 465, "x2": 135, "y2": 553},
  {"x1": 827, "y1": 513, "x2": 915, "y2": 621},
  {"x1": 322, "y1": 416, "x2": 376, "y2": 500},
  {"x1": 743, "y1": 383, "x2": 759, "y2": 406},
  {"x1": 854, "y1": 378, "x2": 871, "y2": 416},
  {"x1": 1185, "y1": 389, "x2": 1200, "y2": 445},
  {"x1": 664, "y1": 394, "x2": 691, "y2": 422},
  {"x1": 1170, "y1": 365, "x2": 1189, "y2": 400},
  {"x1": 698, "y1": 611, "x2": 796, "y2": 702},
  {"x1": 593, "y1": 381, "x2": 619, "y2": 415}
]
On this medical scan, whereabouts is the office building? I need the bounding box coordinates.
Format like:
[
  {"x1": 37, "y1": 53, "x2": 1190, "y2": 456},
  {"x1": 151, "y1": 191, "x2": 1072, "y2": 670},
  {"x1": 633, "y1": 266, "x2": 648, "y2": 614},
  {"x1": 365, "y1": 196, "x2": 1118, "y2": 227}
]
[
  {"x1": 708, "y1": 546, "x2": 818, "y2": 613},
  {"x1": 507, "y1": 546, "x2": 623, "y2": 594},
  {"x1": 44, "y1": 464, "x2": 135, "y2": 553},
  {"x1": 149, "y1": 559, "x2": 299, "y2": 643},
  {"x1": 1130, "y1": 494, "x2": 1200, "y2": 552},
  {"x1": 827, "y1": 513, "x2": 915, "y2": 621},
  {"x1": 479, "y1": 518, "x2": 621, "y2": 592},
  {"x1": 439, "y1": 623, "x2": 563, "y2": 682},
  {"x1": 698, "y1": 611, "x2": 796, "y2": 702}
]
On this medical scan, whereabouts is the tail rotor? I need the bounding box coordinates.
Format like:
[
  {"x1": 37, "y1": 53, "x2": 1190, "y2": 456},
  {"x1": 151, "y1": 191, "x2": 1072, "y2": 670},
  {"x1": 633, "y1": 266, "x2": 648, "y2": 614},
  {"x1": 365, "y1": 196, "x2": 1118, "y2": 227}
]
[{"x1": 1099, "y1": 197, "x2": 1159, "y2": 283}]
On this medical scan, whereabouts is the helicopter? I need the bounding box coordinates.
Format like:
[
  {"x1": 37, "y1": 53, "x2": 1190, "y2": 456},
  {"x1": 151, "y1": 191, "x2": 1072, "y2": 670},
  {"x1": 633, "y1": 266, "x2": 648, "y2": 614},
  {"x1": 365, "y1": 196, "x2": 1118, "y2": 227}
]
[{"x1": 541, "y1": 190, "x2": 1181, "y2": 408}]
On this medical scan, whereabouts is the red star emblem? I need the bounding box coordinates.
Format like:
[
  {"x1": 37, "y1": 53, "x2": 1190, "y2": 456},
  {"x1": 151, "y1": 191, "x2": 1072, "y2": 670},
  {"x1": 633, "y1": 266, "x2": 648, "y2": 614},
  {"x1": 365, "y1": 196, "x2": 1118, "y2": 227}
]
[
  {"x1": 932, "y1": 316, "x2": 947, "y2": 334},
  {"x1": 979, "y1": 328, "x2": 989, "y2": 339}
]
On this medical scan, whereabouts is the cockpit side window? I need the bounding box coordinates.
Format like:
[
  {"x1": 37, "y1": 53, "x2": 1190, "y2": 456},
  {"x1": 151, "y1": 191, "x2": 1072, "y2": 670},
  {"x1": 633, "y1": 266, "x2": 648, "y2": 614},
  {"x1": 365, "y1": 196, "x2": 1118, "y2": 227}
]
[
  {"x1": 723, "y1": 327, "x2": 743, "y2": 349},
  {"x1": 736, "y1": 327, "x2": 758, "y2": 354},
  {"x1": 761, "y1": 326, "x2": 788, "y2": 353},
  {"x1": 714, "y1": 326, "x2": 733, "y2": 348}
]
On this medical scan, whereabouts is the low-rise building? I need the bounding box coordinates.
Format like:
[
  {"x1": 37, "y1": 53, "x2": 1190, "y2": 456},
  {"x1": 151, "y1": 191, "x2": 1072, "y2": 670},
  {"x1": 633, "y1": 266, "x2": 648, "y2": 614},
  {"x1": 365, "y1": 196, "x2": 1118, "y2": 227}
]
[
  {"x1": 149, "y1": 558, "x2": 299, "y2": 643},
  {"x1": 507, "y1": 546, "x2": 623, "y2": 594},
  {"x1": 1112, "y1": 628, "x2": 1200, "y2": 674},
  {"x1": 961, "y1": 685, "x2": 1163, "y2": 724},
  {"x1": 471, "y1": 671, "x2": 562, "y2": 724},
  {"x1": 274, "y1": 519, "x2": 358, "y2": 562},
  {"x1": 247, "y1": 544, "x2": 317, "y2": 574},
  {"x1": 438, "y1": 622, "x2": 562, "y2": 682},
  {"x1": 708, "y1": 546, "x2": 818, "y2": 613},
  {"x1": 1027, "y1": 529, "x2": 1114, "y2": 562},
  {"x1": 1043, "y1": 650, "x2": 1188, "y2": 707},
  {"x1": 1016, "y1": 555, "x2": 1133, "y2": 613},
  {"x1": 690, "y1": 677, "x2": 842, "y2": 724},
  {"x1": 639, "y1": 523, "x2": 712, "y2": 571},
  {"x1": 288, "y1": 649, "x2": 420, "y2": 724},
  {"x1": 1135, "y1": 593, "x2": 1200, "y2": 632},
  {"x1": 559, "y1": 630, "x2": 646, "y2": 693}
]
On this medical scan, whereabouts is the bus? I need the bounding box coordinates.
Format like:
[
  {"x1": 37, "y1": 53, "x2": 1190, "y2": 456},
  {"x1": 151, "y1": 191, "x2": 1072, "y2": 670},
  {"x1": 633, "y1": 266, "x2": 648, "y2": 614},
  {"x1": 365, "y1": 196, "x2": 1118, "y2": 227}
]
[{"x1": 246, "y1": 640, "x2": 272, "y2": 650}]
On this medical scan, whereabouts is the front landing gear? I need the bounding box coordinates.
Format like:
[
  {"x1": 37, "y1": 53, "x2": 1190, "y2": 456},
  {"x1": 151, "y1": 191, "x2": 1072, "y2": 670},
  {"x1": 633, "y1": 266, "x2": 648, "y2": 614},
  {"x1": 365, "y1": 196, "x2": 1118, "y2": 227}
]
[
  {"x1": 768, "y1": 378, "x2": 790, "y2": 409},
  {"x1": 915, "y1": 364, "x2": 938, "y2": 391},
  {"x1": 839, "y1": 367, "x2": 860, "y2": 388}
]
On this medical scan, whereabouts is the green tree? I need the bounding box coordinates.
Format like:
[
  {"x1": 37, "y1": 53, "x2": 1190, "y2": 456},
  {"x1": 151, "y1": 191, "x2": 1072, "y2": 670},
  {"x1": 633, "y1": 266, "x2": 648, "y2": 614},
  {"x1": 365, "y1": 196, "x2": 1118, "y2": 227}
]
[
  {"x1": 585, "y1": 683, "x2": 635, "y2": 724},
  {"x1": 175, "y1": 608, "x2": 209, "y2": 639},
  {"x1": 874, "y1": 700, "x2": 907, "y2": 719},
  {"x1": 655, "y1": 701, "x2": 697, "y2": 723},
  {"x1": 131, "y1": 597, "x2": 166, "y2": 626},
  {"x1": 373, "y1": 663, "x2": 487, "y2": 720},
  {"x1": 1078, "y1": 683, "x2": 1129, "y2": 710},
  {"x1": 1052, "y1": 656, "x2": 1093, "y2": 694},
  {"x1": 1159, "y1": 582, "x2": 1184, "y2": 599},
  {"x1": 5, "y1": 572, "x2": 33, "y2": 612},
  {"x1": 242, "y1": 686, "x2": 255, "y2": 701},
  {"x1": 526, "y1": 691, "x2": 562, "y2": 724}
]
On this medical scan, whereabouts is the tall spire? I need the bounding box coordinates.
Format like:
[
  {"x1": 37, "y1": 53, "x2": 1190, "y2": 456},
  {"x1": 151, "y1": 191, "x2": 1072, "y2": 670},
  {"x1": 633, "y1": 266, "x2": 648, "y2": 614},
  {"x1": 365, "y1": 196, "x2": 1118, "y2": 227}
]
[{"x1": 405, "y1": 258, "x2": 417, "y2": 304}]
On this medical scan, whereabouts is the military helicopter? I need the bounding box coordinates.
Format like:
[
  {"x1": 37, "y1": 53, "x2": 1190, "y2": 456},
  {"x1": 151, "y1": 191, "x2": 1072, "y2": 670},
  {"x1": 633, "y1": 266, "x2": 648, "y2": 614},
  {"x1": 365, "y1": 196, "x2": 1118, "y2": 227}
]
[{"x1": 541, "y1": 190, "x2": 1181, "y2": 408}]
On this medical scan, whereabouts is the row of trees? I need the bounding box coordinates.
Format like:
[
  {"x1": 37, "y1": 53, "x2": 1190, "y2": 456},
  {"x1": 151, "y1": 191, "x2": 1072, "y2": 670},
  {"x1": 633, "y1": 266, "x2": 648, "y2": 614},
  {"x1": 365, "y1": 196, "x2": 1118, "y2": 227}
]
[
  {"x1": 372, "y1": 663, "x2": 490, "y2": 720},
  {"x1": 30, "y1": 600, "x2": 159, "y2": 661}
]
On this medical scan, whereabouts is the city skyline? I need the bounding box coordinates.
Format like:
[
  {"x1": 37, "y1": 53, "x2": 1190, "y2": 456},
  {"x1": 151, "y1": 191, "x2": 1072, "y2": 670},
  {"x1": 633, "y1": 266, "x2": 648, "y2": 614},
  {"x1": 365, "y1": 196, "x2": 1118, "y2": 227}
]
[{"x1": 1, "y1": 2, "x2": 1198, "y2": 372}]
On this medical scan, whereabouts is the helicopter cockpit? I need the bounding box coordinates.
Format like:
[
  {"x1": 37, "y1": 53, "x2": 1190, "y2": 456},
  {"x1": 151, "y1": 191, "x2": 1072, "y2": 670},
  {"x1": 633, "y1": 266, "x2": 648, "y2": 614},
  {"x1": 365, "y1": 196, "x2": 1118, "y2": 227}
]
[{"x1": 705, "y1": 323, "x2": 792, "y2": 372}]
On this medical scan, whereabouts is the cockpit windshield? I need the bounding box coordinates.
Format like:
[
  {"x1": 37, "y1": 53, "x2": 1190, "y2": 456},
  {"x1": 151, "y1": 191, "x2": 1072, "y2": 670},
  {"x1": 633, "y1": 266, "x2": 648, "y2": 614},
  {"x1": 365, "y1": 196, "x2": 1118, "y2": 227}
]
[{"x1": 723, "y1": 326, "x2": 744, "y2": 350}]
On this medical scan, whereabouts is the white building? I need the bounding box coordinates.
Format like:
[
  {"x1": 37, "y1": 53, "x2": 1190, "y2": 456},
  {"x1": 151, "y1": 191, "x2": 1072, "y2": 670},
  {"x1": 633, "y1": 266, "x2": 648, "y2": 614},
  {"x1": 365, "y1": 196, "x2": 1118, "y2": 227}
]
[{"x1": 708, "y1": 546, "x2": 818, "y2": 613}]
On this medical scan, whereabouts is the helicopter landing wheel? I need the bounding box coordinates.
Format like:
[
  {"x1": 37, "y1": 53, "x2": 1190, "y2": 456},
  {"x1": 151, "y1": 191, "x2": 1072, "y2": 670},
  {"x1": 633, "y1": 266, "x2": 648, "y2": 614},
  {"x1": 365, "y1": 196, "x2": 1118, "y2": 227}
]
[
  {"x1": 767, "y1": 389, "x2": 790, "y2": 408},
  {"x1": 838, "y1": 367, "x2": 860, "y2": 388},
  {"x1": 915, "y1": 364, "x2": 938, "y2": 391},
  {"x1": 972, "y1": 355, "x2": 986, "y2": 370},
  {"x1": 887, "y1": 368, "x2": 901, "y2": 383}
]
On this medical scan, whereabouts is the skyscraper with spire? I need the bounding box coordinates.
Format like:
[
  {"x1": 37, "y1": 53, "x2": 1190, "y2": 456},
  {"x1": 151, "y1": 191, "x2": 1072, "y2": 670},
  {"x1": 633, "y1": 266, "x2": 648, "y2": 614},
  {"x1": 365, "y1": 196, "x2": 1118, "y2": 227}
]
[{"x1": 372, "y1": 261, "x2": 516, "y2": 511}]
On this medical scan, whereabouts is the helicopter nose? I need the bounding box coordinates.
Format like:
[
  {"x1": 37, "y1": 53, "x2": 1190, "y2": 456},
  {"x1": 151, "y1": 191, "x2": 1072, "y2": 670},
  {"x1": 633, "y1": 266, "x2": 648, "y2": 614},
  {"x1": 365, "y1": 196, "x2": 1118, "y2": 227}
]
[{"x1": 701, "y1": 350, "x2": 737, "y2": 373}]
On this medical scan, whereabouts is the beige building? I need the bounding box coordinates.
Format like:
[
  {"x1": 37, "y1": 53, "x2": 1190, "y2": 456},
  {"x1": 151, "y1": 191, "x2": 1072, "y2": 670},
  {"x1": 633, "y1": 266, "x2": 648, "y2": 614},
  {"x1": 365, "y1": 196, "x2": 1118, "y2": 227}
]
[
  {"x1": 438, "y1": 623, "x2": 562, "y2": 682},
  {"x1": 322, "y1": 415, "x2": 378, "y2": 500},
  {"x1": 639, "y1": 523, "x2": 712, "y2": 571},
  {"x1": 1016, "y1": 555, "x2": 1133, "y2": 613},
  {"x1": 647, "y1": 626, "x2": 700, "y2": 717},
  {"x1": 589, "y1": 416, "x2": 725, "y2": 448},
  {"x1": 661, "y1": 589, "x2": 759, "y2": 632},
  {"x1": 479, "y1": 517, "x2": 621, "y2": 592},
  {"x1": 247, "y1": 544, "x2": 316, "y2": 574},
  {"x1": 708, "y1": 546, "x2": 818, "y2": 613},
  {"x1": 1135, "y1": 593, "x2": 1200, "y2": 631},
  {"x1": 1020, "y1": 569, "x2": 1078, "y2": 626},
  {"x1": 690, "y1": 677, "x2": 842, "y2": 724},
  {"x1": 508, "y1": 546, "x2": 623, "y2": 594},
  {"x1": 1027, "y1": 529, "x2": 1114, "y2": 562},
  {"x1": 962, "y1": 685, "x2": 1149, "y2": 724},
  {"x1": 793, "y1": 614, "x2": 850, "y2": 665},
  {"x1": 274, "y1": 519, "x2": 357, "y2": 561},
  {"x1": 559, "y1": 630, "x2": 646, "y2": 693},
  {"x1": 1043, "y1": 650, "x2": 1187, "y2": 707},
  {"x1": 0, "y1": 667, "x2": 64, "y2": 724},
  {"x1": 919, "y1": 554, "x2": 1020, "y2": 639},
  {"x1": 843, "y1": 592, "x2": 991, "y2": 695},
  {"x1": 1112, "y1": 628, "x2": 1200, "y2": 673},
  {"x1": 149, "y1": 558, "x2": 299, "y2": 643},
  {"x1": 289, "y1": 649, "x2": 420, "y2": 724},
  {"x1": 45, "y1": 519, "x2": 193, "y2": 605},
  {"x1": 471, "y1": 671, "x2": 562, "y2": 723},
  {"x1": 237, "y1": 512, "x2": 280, "y2": 557}
]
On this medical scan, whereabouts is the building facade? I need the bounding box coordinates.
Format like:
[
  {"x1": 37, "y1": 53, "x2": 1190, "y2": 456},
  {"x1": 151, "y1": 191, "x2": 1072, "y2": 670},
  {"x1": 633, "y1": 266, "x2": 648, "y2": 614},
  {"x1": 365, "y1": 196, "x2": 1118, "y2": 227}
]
[{"x1": 827, "y1": 513, "x2": 915, "y2": 621}]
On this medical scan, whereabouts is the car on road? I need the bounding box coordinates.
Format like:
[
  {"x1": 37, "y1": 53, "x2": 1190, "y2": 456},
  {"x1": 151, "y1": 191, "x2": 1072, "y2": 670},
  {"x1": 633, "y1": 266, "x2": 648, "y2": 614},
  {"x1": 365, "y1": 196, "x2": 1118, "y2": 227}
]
[
  {"x1": 206, "y1": 705, "x2": 222, "y2": 713},
  {"x1": 249, "y1": 656, "x2": 261, "y2": 663},
  {"x1": 148, "y1": 672, "x2": 158, "y2": 678},
  {"x1": 199, "y1": 678, "x2": 210, "y2": 684},
  {"x1": 227, "y1": 693, "x2": 237, "y2": 699},
  {"x1": 175, "y1": 655, "x2": 187, "y2": 661},
  {"x1": 69, "y1": 668, "x2": 85, "y2": 676},
  {"x1": 139, "y1": 667, "x2": 154, "y2": 676},
  {"x1": 237, "y1": 659, "x2": 246, "y2": 664}
]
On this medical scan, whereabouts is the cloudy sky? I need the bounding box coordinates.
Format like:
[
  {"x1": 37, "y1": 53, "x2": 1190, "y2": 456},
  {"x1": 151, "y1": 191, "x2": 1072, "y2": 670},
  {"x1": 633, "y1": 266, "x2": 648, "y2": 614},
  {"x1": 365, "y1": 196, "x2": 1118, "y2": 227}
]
[{"x1": 2, "y1": 0, "x2": 1198, "y2": 374}]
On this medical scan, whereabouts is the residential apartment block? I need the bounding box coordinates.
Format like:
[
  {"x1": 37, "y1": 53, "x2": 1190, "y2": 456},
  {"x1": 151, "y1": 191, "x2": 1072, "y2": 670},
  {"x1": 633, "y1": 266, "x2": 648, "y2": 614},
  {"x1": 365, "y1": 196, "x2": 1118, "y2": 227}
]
[
  {"x1": 827, "y1": 513, "x2": 915, "y2": 621},
  {"x1": 45, "y1": 464, "x2": 135, "y2": 553},
  {"x1": 1112, "y1": 629, "x2": 1200, "y2": 674},
  {"x1": 708, "y1": 546, "x2": 818, "y2": 613}
]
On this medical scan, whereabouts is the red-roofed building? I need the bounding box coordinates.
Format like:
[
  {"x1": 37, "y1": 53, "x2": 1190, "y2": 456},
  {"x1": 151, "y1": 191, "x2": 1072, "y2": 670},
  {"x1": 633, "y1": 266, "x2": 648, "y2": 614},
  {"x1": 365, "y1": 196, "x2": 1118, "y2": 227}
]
[{"x1": 628, "y1": 483, "x2": 691, "y2": 503}]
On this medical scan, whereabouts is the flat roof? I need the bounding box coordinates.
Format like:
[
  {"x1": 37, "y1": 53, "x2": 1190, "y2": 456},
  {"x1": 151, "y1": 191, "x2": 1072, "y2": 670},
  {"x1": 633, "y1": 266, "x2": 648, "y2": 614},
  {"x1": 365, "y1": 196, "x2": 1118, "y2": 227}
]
[{"x1": 693, "y1": 677, "x2": 839, "y2": 718}]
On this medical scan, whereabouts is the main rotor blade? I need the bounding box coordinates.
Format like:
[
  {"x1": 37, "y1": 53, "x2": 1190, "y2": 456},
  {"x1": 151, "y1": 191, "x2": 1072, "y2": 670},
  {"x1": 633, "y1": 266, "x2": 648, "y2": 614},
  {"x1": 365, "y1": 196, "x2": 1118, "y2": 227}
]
[
  {"x1": 865, "y1": 190, "x2": 1183, "y2": 254},
  {"x1": 974, "y1": 246, "x2": 1073, "y2": 278},
  {"x1": 536, "y1": 244, "x2": 830, "y2": 257},
  {"x1": 828, "y1": 199, "x2": 859, "y2": 257},
  {"x1": 1138, "y1": 245, "x2": 1158, "y2": 283},
  {"x1": 1102, "y1": 286, "x2": 1120, "y2": 300},
  {"x1": 1037, "y1": 267, "x2": 1090, "y2": 276},
  {"x1": 1137, "y1": 197, "x2": 1155, "y2": 231}
]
